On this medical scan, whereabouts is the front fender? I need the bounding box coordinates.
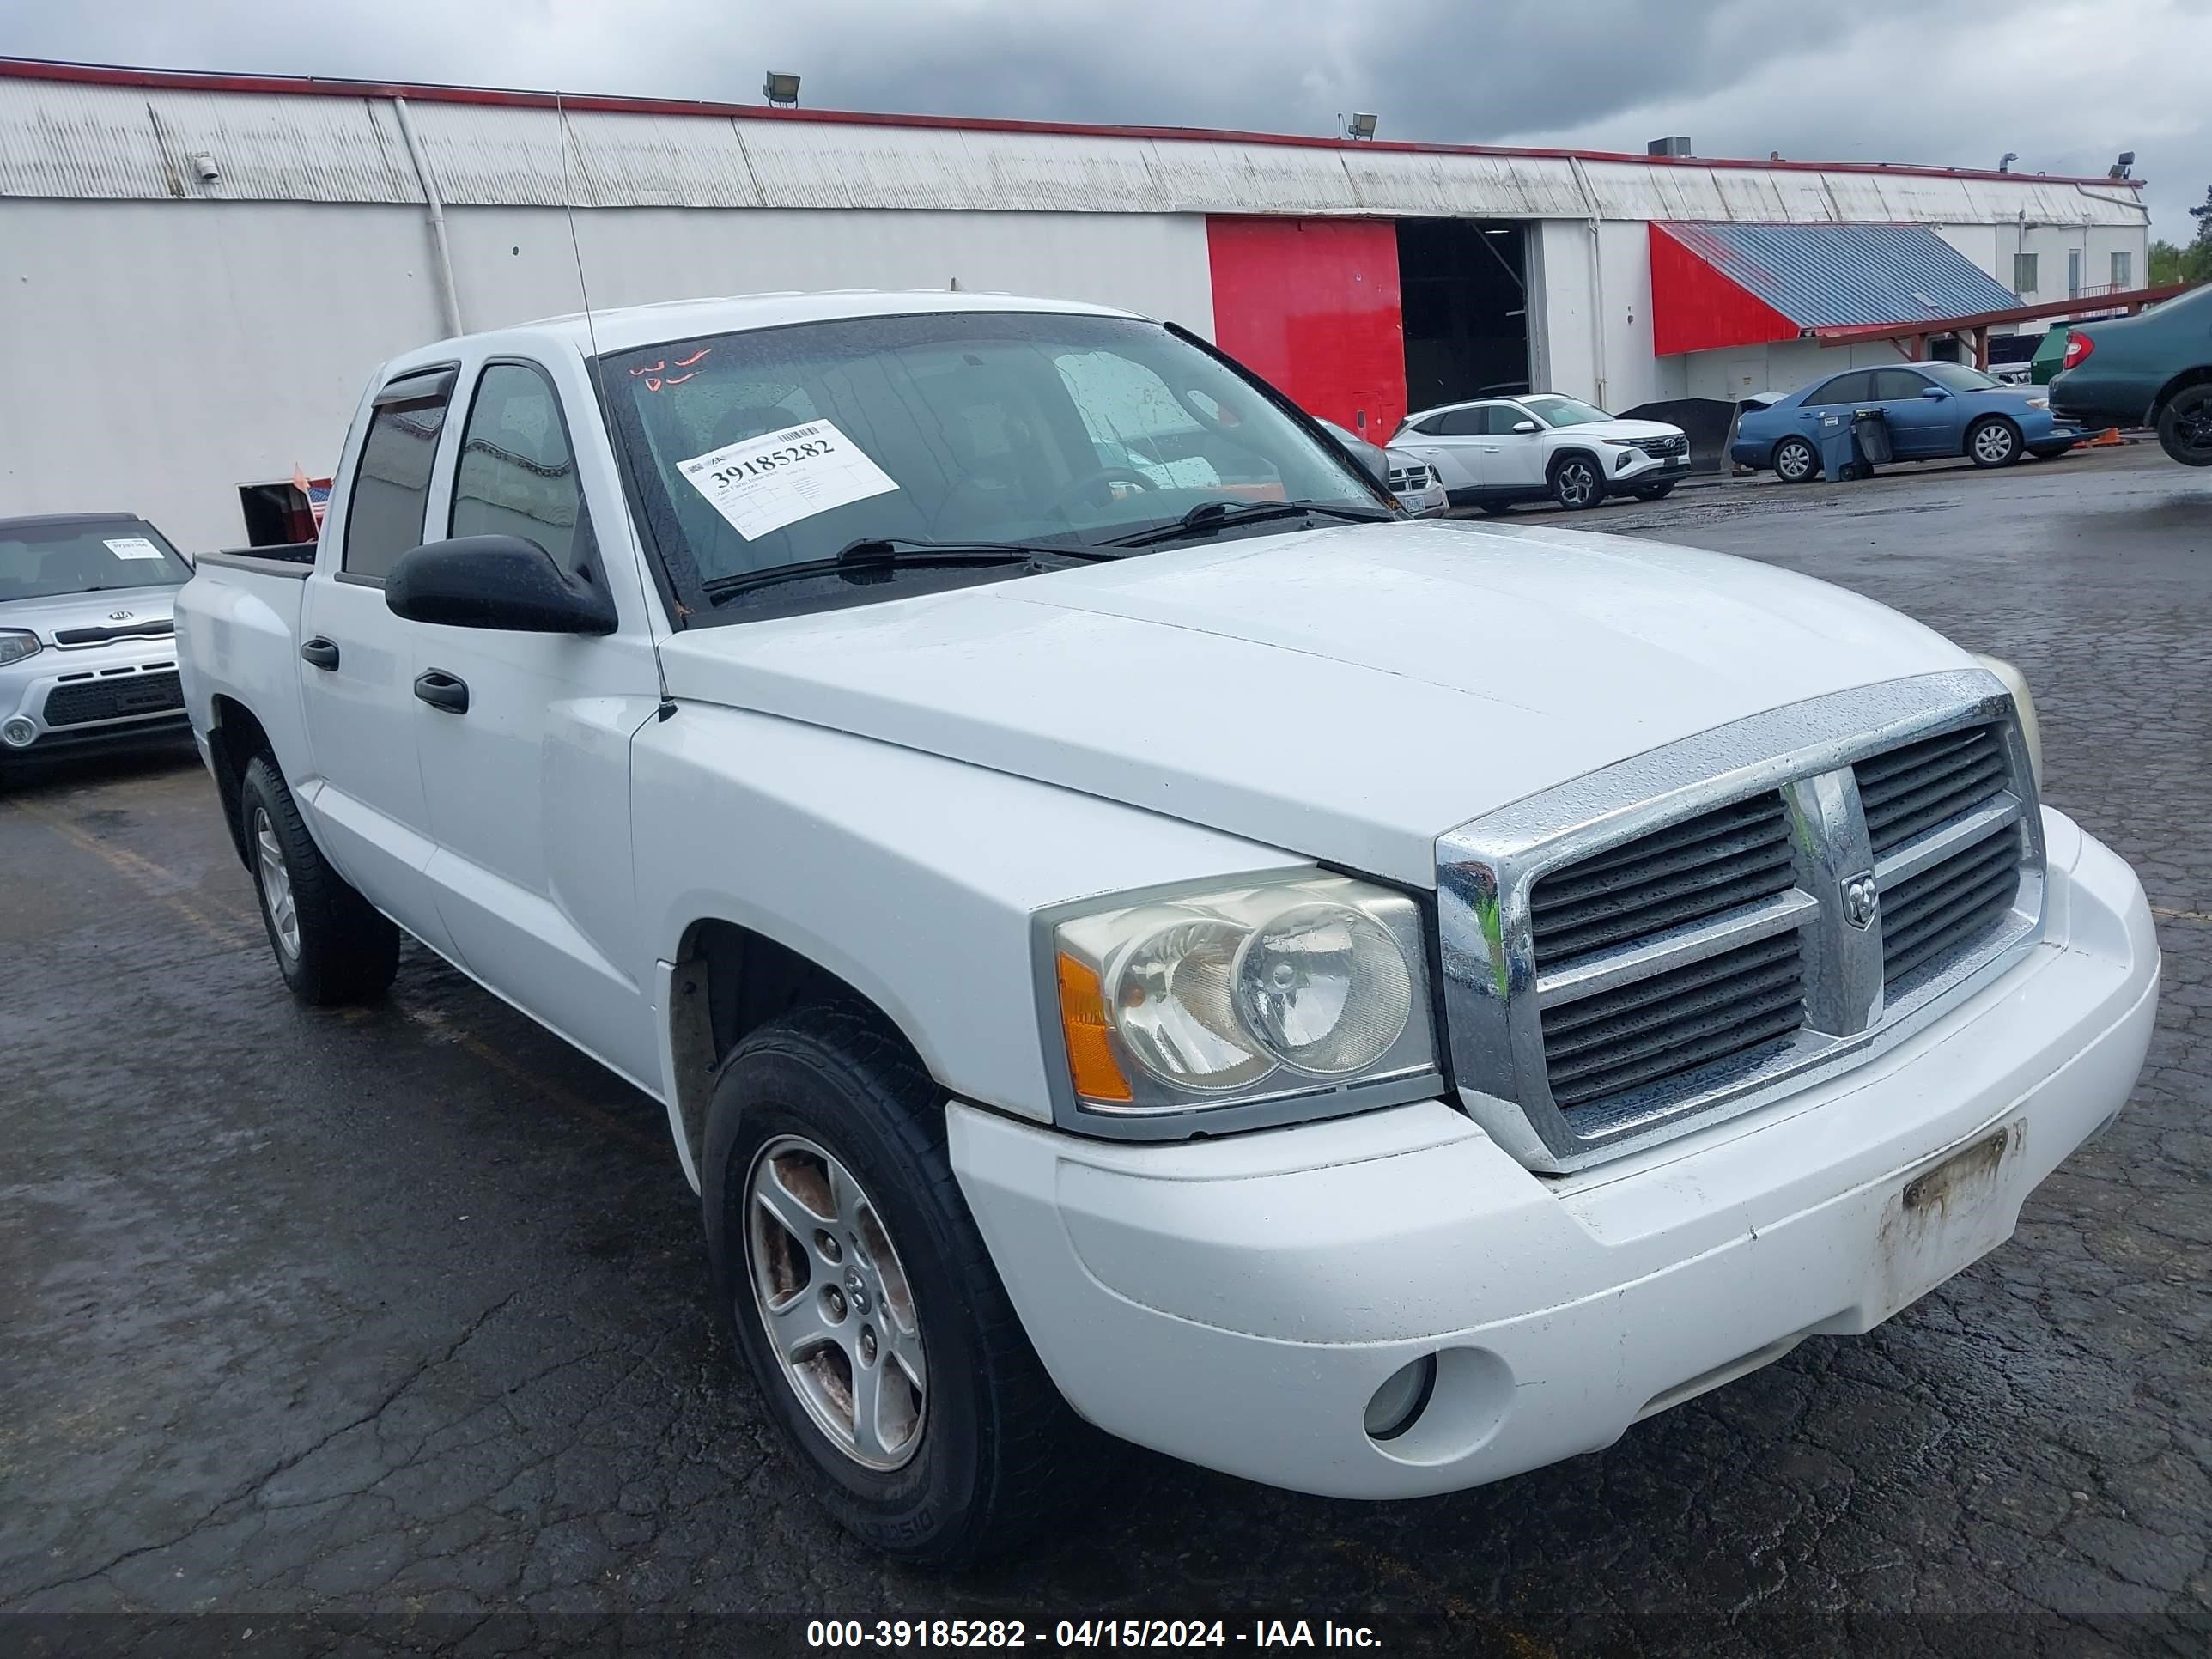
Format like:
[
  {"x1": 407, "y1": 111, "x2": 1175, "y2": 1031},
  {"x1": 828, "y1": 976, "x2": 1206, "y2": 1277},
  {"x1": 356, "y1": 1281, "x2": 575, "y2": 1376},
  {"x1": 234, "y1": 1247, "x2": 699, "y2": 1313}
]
[{"x1": 631, "y1": 703, "x2": 1297, "y2": 1123}]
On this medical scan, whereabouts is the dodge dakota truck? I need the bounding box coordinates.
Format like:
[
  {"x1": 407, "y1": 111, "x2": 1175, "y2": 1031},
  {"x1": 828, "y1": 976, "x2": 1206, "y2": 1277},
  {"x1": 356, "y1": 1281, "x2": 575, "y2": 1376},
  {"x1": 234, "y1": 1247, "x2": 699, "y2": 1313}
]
[{"x1": 176, "y1": 292, "x2": 2159, "y2": 1566}]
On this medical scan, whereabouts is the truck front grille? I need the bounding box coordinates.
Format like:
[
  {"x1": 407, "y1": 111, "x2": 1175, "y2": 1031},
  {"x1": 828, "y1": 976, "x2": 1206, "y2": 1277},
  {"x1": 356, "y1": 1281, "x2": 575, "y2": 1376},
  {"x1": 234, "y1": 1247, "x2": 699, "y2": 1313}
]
[
  {"x1": 41, "y1": 670, "x2": 183, "y2": 727},
  {"x1": 1436, "y1": 673, "x2": 2046, "y2": 1172},
  {"x1": 1529, "y1": 793, "x2": 1807, "y2": 1112},
  {"x1": 1858, "y1": 725, "x2": 2007, "y2": 855}
]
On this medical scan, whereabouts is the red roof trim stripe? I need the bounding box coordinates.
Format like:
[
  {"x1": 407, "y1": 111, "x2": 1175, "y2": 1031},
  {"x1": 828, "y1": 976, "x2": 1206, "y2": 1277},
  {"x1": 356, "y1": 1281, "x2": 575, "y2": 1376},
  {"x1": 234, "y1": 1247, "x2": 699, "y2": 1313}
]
[{"x1": 0, "y1": 56, "x2": 2148, "y2": 191}]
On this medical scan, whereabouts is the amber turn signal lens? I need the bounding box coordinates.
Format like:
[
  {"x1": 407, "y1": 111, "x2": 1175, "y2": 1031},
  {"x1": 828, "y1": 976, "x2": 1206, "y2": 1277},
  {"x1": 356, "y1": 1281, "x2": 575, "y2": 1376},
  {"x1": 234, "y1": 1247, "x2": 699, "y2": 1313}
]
[{"x1": 1056, "y1": 951, "x2": 1133, "y2": 1102}]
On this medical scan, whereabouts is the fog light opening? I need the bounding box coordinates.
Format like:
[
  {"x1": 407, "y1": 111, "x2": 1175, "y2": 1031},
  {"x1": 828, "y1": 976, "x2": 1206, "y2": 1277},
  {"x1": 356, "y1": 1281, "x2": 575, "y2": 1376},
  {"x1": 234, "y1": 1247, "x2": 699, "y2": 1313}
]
[
  {"x1": 1, "y1": 717, "x2": 35, "y2": 749},
  {"x1": 1363, "y1": 1354, "x2": 1437, "y2": 1443}
]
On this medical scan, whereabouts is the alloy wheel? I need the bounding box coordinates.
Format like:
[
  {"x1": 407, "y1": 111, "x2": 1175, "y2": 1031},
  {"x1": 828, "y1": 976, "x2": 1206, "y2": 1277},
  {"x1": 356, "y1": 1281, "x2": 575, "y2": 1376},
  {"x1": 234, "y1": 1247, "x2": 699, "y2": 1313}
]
[
  {"x1": 1556, "y1": 461, "x2": 1596, "y2": 507},
  {"x1": 1972, "y1": 422, "x2": 2016, "y2": 465},
  {"x1": 253, "y1": 807, "x2": 300, "y2": 959},
  {"x1": 744, "y1": 1134, "x2": 927, "y2": 1471}
]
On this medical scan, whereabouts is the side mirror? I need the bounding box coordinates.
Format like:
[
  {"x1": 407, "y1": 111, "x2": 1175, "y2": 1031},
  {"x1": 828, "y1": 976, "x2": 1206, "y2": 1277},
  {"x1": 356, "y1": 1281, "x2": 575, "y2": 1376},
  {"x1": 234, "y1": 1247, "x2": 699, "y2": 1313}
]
[
  {"x1": 386, "y1": 536, "x2": 617, "y2": 635},
  {"x1": 1511, "y1": 419, "x2": 1542, "y2": 434},
  {"x1": 1922, "y1": 386, "x2": 1949, "y2": 399}
]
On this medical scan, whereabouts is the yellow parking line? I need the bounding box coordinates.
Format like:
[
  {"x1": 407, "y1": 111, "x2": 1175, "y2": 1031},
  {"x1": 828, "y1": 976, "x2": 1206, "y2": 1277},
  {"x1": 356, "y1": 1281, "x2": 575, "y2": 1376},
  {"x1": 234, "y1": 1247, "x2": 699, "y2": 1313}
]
[
  {"x1": 3, "y1": 797, "x2": 254, "y2": 950},
  {"x1": 391, "y1": 998, "x2": 662, "y2": 1152},
  {"x1": 1325, "y1": 1536, "x2": 1558, "y2": 1656}
]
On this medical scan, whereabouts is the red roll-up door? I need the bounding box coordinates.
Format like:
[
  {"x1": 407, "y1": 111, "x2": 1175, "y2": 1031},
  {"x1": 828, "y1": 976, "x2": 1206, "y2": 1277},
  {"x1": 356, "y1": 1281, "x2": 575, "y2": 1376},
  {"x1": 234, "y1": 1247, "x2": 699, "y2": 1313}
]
[{"x1": 1206, "y1": 218, "x2": 1407, "y2": 441}]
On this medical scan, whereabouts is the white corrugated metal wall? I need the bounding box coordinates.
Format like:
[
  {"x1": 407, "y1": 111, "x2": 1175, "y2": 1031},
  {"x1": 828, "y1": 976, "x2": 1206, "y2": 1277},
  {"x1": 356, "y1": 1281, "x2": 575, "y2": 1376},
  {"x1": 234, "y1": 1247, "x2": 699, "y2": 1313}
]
[{"x1": 0, "y1": 72, "x2": 2151, "y2": 545}]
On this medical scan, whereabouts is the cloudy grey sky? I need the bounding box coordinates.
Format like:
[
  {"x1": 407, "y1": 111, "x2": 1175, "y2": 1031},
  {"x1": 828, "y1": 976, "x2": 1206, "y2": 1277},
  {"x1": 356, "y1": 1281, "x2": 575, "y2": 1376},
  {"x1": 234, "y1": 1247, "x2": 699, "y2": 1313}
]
[{"x1": 7, "y1": 0, "x2": 2208, "y2": 238}]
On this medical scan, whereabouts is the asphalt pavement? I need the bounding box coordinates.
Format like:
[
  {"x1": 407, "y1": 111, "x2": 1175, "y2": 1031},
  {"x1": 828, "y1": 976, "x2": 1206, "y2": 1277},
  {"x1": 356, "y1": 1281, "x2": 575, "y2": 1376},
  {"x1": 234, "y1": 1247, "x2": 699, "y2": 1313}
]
[{"x1": 4, "y1": 443, "x2": 2209, "y2": 1656}]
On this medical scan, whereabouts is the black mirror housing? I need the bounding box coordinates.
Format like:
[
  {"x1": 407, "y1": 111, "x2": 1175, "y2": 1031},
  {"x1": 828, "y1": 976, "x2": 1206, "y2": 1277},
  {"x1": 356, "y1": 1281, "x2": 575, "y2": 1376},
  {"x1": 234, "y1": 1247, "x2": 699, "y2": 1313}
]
[{"x1": 386, "y1": 536, "x2": 617, "y2": 635}]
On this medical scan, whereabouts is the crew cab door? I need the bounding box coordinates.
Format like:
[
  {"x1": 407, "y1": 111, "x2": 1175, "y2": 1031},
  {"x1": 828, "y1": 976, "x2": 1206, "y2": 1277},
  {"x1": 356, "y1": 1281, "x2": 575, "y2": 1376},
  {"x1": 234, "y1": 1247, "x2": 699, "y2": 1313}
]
[
  {"x1": 406, "y1": 352, "x2": 665, "y2": 1087},
  {"x1": 295, "y1": 367, "x2": 460, "y2": 959}
]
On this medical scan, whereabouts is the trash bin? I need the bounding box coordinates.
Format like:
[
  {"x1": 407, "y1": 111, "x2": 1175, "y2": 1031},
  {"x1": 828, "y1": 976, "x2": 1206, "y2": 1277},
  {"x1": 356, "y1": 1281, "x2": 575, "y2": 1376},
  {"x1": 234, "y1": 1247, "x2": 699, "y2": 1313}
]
[{"x1": 1852, "y1": 406, "x2": 1894, "y2": 466}]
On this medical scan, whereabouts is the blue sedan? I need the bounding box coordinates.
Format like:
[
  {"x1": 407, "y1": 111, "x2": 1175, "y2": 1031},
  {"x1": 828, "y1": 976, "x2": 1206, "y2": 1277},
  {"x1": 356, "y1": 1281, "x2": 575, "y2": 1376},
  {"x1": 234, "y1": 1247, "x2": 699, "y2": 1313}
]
[{"x1": 1731, "y1": 361, "x2": 2079, "y2": 482}]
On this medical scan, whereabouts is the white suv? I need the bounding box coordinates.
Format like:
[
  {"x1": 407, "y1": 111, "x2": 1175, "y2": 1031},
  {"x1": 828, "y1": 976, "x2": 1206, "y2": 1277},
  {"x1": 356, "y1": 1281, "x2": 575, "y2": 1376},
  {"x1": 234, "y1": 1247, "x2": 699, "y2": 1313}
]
[{"x1": 1392, "y1": 393, "x2": 1692, "y2": 513}]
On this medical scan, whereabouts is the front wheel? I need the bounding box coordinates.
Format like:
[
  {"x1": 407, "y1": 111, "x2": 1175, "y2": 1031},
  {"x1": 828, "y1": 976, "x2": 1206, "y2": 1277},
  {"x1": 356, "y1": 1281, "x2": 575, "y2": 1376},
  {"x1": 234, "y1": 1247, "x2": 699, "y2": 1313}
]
[
  {"x1": 703, "y1": 1004, "x2": 1107, "y2": 1567},
  {"x1": 240, "y1": 755, "x2": 399, "y2": 1005},
  {"x1": 2157, "y1": 385, "x2": 2212, "y2": 465},
  {"x1": 1966, "y1": 416, "x2": 2021, "y2": 468},
  {"x1": 1549, "y1": 455, "x2": 1607, "y2": 510},
  {"x1": 1772, "y1": 436, "x2": 1819, "y2": 483}
]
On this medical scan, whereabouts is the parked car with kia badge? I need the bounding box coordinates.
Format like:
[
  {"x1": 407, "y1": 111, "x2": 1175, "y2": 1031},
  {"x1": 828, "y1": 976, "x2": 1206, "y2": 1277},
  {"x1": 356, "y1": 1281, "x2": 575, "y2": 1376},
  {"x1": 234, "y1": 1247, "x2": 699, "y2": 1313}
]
[{"x1": 1, "y1": 513, "x2": 195, "y2": 771}]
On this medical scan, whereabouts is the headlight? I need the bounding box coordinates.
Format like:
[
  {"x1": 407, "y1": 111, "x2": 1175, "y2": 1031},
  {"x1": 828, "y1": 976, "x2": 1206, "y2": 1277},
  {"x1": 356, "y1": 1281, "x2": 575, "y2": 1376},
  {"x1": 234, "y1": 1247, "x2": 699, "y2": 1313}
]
[
  {"x1": 1046, "y1": 872, "x2": 1437, "y2": 1126},
  {"x1": 0, "y1": 629, "x2": 42, "y2": 667},
  {"x1": 1972, "y1": 653, "x2": 2042, "y2": 788}
]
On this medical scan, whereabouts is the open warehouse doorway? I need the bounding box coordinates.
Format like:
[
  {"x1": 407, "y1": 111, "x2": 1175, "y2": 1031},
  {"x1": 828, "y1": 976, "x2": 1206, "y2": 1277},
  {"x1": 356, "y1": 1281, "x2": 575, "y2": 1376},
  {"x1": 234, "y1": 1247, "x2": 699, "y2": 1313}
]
[{"x1": 1396, "y1": 219, "x2": 1531, "y2": 422}]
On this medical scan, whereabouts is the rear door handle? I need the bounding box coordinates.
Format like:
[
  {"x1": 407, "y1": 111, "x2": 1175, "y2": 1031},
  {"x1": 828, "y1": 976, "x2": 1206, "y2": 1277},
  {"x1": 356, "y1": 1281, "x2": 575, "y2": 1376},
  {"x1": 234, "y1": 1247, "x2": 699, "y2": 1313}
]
[
  {"x1": 300, "y1": 636, "x2": 340, "y2": 671},
  {"x1": 413, "y1": 669, "x2": 470, "y2": 714}
]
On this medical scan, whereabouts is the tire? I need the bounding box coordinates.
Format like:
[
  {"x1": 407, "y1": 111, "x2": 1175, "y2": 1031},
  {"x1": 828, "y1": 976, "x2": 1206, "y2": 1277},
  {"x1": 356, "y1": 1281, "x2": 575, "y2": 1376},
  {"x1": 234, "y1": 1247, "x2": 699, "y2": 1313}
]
[
  {"x1": 1548, "y1": 453, "x2": 1607, "y2": 510},
  {"x1": 1772, "y1": 436, "x2": 1819, "y2": 483},
  {"x1": 240, "y1": 755, "x2": 400, "y2": 1005},
  {"x1": 1966, "y1": 416, "x2": 2021, "y2": 468},
  {"x1": 2156, "y1": 384, "x2": 2212, "y2": 465},
  {"x1": 1632, "y1": 482, "x2": 1678, "y2": 501},
  {"x1": 702, "y1": 1002, "x2": 1108, "y2": 1567},
  {"x1": 1476, "y1": 500, "x2": 1513, "y2": 517}
]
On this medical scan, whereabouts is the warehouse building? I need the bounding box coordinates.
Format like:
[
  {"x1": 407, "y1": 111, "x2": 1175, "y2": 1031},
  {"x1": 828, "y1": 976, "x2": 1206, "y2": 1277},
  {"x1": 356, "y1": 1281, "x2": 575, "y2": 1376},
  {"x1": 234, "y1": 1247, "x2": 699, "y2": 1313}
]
[{"x1": 0, "y1": 58, "x2": 2151, "y2": 550}]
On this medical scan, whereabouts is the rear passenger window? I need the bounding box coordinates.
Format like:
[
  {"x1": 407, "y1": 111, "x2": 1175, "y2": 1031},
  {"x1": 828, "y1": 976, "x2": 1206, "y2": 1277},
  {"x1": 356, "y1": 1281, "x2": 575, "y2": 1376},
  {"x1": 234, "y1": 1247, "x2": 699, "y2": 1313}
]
[
  {"x1": 451, "y1": 362, "x2": 593, "y2": 574},
  {"x1": 343, "y1": 373, "x2": 453, "y2": 581},
  {"x1": 1871, "y1": 369, "x2": 1930, "y2": 400},
  {"x1": 1805, "y1": 372, "x2": 1875, "y2": 406},
  {"x1": 1436, "y1": 407, "x2": 1488, "y2": 436}
]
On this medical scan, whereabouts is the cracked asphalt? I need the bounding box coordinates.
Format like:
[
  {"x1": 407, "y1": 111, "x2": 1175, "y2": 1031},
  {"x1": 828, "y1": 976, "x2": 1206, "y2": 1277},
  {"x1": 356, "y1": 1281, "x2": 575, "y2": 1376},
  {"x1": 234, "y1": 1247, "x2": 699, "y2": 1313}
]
[{"x1": 3, "y1": 443, "x2": 2208, "y2": 1656}]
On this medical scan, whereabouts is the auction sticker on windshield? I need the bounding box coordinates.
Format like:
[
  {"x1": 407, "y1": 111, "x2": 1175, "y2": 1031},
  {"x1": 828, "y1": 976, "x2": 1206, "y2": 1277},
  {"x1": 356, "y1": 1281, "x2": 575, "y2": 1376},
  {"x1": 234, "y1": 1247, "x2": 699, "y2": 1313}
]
[
  {"x1": 104, "y1": 537, "x2": 167, "y2": 561},
  {"x1": 677, "y1": 420, "x2": 898, "y2": 541}
]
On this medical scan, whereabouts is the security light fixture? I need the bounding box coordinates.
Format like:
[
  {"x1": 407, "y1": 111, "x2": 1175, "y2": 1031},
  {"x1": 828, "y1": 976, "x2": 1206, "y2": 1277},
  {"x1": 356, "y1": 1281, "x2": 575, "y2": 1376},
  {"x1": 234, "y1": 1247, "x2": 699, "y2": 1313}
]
[
  {"x1": 190, "y1": 150, "x2": 220, "y2": 183},
  {"x1": 1346, "y1": 112, "x2": 1377, "y2": 140},
  {"x1": 763, "y1": 71, "x2": 801, "y2": 106},
  {"x1": 2109, "y1": 150, "x2": 2135, "y2": 179}
]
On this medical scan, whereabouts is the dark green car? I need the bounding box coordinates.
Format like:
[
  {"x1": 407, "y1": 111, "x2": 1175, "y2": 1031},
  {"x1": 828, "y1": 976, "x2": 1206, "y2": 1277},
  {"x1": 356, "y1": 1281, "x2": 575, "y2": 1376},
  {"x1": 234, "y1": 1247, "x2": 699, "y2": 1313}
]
[{"x1": 2049, "y1": 282, "x2": 2212, "y2": 465}]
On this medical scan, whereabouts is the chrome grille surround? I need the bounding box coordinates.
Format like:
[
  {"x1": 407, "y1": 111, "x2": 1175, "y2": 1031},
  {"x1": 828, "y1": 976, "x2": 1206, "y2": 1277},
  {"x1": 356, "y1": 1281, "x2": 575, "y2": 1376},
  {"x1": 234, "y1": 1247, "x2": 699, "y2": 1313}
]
[{"x1": 1436, "y1": 670, "x2": 2045, "y2": 1174}]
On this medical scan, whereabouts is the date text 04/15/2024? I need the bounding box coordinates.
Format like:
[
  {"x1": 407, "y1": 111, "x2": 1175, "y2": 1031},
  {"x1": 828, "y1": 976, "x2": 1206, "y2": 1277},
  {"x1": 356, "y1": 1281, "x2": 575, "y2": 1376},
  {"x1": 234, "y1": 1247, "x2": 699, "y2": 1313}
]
[{"x1": 805, "y1": 1620, "x2": 1383, "y2": 1649}]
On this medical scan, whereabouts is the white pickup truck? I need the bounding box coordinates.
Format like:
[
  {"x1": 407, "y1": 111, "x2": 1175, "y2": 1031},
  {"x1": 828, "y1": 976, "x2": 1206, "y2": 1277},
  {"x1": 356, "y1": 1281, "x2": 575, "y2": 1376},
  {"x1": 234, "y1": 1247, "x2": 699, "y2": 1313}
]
[{"x1": 177, "y1": 291, "x2": 2159, "y2": 1567}]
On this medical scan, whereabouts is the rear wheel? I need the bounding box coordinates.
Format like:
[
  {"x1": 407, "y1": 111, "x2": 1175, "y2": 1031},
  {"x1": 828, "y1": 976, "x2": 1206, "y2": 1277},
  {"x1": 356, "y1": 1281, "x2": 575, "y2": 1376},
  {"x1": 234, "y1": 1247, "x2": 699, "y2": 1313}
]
[
  {"x1": 2157, "y1": 384, "x2": 2212, "y2": 465},
  {"x1": 240, "y1": 755, "x2": 400, "y2": 1005},
  {"x1": 1548, "y1": 455, "x2": 1607, "y2": 510},
  {"x1": 1966, "y1": 416, "x2": 2021, "y2": 468},
  {"x1": 1772, "y1": 436, "x2": 1819, "y2": 483},
  {"x1": 703, "y1": 1003, "x2": 1108, "y2": 1567}
]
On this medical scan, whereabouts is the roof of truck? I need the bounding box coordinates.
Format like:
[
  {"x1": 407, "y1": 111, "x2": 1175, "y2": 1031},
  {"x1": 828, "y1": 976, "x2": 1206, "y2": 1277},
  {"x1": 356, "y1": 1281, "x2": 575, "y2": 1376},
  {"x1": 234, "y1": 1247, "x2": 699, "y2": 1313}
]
[{"x1": 505, "y1": 289, "x2": 1140, "y2": 356}]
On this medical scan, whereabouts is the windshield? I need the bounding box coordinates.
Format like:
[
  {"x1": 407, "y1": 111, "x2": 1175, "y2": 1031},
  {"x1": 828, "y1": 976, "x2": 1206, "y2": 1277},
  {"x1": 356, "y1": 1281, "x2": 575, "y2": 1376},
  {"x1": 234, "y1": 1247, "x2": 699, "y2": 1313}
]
[
  {"x1": 1522, "y1": 395, "x2": 1613, "y2": 428},
  {"x1": 1918, "y1": 362, "x2": 2004, "y2": 392},
  {"x1": 0, "y1": 520, "x2": 191, "y2": 602},
  {"x1": 601, "y1": 310, "x2": 1382, "y2": 611}
]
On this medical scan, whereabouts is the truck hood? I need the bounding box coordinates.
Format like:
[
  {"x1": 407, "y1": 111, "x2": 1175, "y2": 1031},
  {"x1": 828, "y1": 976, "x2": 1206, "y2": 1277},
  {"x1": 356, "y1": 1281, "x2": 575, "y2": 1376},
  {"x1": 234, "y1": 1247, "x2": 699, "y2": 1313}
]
[
  {"x1": 658, "y1": 520, "x2": 1971, "y2": 886},
  {"x1": 1, "y1": 586, "x2": 179, "y2": 643}
]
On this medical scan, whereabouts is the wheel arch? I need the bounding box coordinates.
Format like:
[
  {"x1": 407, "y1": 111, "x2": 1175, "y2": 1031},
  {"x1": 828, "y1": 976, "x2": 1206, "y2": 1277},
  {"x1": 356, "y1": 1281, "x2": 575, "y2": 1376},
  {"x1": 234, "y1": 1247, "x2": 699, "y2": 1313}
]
[
  {"x1": 665, "y1": 915, "x2": 930, "y2": 1184},
  {"x1": 205, "y1": 694, "x2": 275, "y2": 868},
  {"x1": 1545, "y1": 445, "x2": 1603, "y2": 481},
  {"x1": 2149, "y1": 365, "x2": 2212, "y2": 422}
]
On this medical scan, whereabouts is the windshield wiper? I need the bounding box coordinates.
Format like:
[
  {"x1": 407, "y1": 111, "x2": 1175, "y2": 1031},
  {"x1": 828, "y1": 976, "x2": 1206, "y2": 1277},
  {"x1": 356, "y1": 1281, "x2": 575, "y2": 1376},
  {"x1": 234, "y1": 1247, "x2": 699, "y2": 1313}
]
[
  {"x1": 1102, "y1": 499, "x2": 1395, "y2": 550},
  {"x1": 702, "y1": 536, "x2": 1111, "y2": 605}
]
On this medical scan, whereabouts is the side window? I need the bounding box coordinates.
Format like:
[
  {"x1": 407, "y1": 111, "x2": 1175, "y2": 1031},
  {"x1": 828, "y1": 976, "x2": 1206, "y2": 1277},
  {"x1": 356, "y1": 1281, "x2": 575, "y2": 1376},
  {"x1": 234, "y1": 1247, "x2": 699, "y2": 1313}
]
[
  {"x1": 450, "y1": 362, "x2": 592, "y2": 574},
  {"x1": 343, "y1": 373, "x2": 453, "y2": 580},
  {"x1": 1870, "y1": 369, "x2": 1930, "y2": 401},
  {"x1": 1488, "y1": 405, "x2": 1534, "y2": 434},
  {"x1": 1805, "y1": 372, "x2": 1874, "y2": 406},
  {"x1": 1435, "y1": 406, "x2": 1488, "y2": 436},
  {"x1": 1408, "y1": 413, "x2": 1446, "y2": 436}
]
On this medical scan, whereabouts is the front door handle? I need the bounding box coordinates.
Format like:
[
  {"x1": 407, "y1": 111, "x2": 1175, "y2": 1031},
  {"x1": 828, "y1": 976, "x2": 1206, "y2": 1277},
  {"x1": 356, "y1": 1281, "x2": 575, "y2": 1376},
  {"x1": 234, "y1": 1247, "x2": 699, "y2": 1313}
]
[
  {"x1": 413, "y1": 669, "x2": 470, "y2": 714},
  {"x1": 300, "y1": 636, "x2": 340, "y2": 671}
]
